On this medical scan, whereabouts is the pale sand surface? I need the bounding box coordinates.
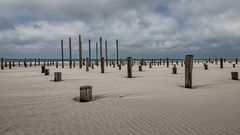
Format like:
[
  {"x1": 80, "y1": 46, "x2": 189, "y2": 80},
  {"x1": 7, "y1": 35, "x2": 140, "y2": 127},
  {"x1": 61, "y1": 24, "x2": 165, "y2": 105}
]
[{"x1": 0, "y1": 63, "x2": 240, "y2": 135}]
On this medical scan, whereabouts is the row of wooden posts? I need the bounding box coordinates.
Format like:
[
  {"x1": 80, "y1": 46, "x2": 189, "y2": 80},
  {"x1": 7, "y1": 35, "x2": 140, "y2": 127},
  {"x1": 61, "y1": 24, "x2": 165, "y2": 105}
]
[
  {"x1": 1, "y1": 57, "x2": 238, "y2": 70},
  {"x1": 61, "y1": 36, "x2": 119, "y2": 69}
]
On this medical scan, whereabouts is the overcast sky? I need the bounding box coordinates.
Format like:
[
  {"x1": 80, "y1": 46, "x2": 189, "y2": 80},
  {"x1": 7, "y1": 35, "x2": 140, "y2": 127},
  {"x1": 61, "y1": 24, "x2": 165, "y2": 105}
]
[{"x1": 0, "y1": 0, "x2": 240, "y2": 59}]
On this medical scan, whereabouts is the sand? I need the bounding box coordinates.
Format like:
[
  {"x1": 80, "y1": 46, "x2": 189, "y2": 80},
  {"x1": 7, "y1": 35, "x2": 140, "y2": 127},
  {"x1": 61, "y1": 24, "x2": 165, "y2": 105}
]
[{"x1": 0, "y1": 62, "x2": 240, "y2": 135}]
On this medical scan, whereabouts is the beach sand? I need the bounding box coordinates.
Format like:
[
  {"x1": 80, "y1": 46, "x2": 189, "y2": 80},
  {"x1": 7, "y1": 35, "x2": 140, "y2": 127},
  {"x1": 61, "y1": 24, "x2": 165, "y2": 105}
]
[{"x1": 0, "y1": 62, "x2": 240, "y2": 135}]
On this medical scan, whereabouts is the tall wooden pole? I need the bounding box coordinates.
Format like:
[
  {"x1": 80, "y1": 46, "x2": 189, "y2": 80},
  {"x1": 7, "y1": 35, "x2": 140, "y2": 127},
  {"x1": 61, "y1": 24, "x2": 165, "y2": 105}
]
[
  {"x1": 100, "y1": 37, "x2": 102, "y2": 60},
  {"x1": 105, "y1": 41, "x2": 108, "y2": 66},
  {"x1": 89, "y1": 39, "x2": 91, "y2": 67},
  {"x1": 116, "y1": 39, "x2": 119, "y2": 65},
  {"x1": 69, "y1": 37, "x2": 72, "y2": 68},
  {"x1": 61, "y1": 40, "x2": 64, "y2": 68},
  {"x1": 96, "y1": 42, "x2": 98, "y2": 66},
  {"x1": 79, "y1": 35, "x2": 82, "y2": 69},
  {"x1": 127, "y1": 57, "x2": 132, "y2": 78},
  {"x1": 185, "y1": 55, "x2": 193, "y2": 88},
  {"x1": 1, "y1": 57, "x2": 3, "y2": 70}
]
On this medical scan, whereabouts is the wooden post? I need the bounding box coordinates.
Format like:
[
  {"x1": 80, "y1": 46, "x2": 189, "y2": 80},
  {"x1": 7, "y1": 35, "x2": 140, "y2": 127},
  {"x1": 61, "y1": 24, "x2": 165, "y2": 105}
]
[
  {"x1": 30, "y1": 58, "x2": 32, "y2": 66},
  {"x1": 18, "y1": 61, "x2": 20, "y2": 67},
  {"x1": 233, "y1": 64, "x2": 235, "y2": 68},
  {"x1": 88, "y1": 40, "x2": 91, "y2": 67},
  {"x1": 54, "y1": 72, "x2": 62, "y2": 82},
  {"x1": 204, "y1": 63, "x2": 208, "y2": 70},
  {"x1": 34, "y1": 58, "x2": 36, "y2": 66},
  {"x1": 96, "y1": 42, "x2": 98, "y2": 66},
  {"x1": 220, "y1": 58, "x2": 223, "y2": 69},
  {"x1": 79, "y1": 35, "x2": 82, "y2": 69},
  {"x1": 86, "y1": 57, "x2": 89, "y2": 72},
  {"x1": 61, "y1": 40, "x2": 64, "y2": 68},
  {"x1": 231, "y1": 72, "x2": 238, "y2": 80},
  {"x1": 118, "y1": 64, "x2": 121, "y2": 70},
  {"x1": 167, "y1": 58, "x2": 169, "y2": 68},
  {"x1": 69, "y1": 37, "x2": 72, "y2": 68},
  {"x1": 185, "y1": 55, "x2": 193, "y2": 88},
  {"x1": 139, "y1": 65, "x2": 142, "y2": 71},
  {"x1": 116, "y1": 40, "x2": 119, "y2": 65},
  {"x1": 172, "y1": 64, "x2": 177, "y2": 74},
  {"x1": 38, "y1": 58, "x2": 40, "y2": 66},
  {"x1": 91, "y1": 63, "x2": 94, "y2": 69},
  {"x1": 24, "y1": 58, "x2": 27, "y2": 68},
  {"x1": 101, "y1": 57, "x2": 104, "y2": 73},
  {"x1": 45, "y1": 69, "x2": 49, "y2": 75},
  {"x1": 149, "y1": 62, "x2": 152, "y2": 68},
  {"x1": 127, "y1": 57, "x2": 132, "y2": 78},
  {"x1": 236, "y1": 58, "x2": 238, "y2": 65},
  {"x1": 105, "y1": 41, "x2": 108, "y2": 66},
  {"x1": 1, "y1": 57, "x2": 3, "y2": 70},
  {"x1": 56, "y1": 61, "x2": 58, "y2": 68},
  {"x1": 80, "y1": 85, "x2": 92, "y2": 102},
  {"x1": 9, "y1": 62, "x2": 11, "y2": 69},
  {"x1": 100, "y1": 37, "x2": 102, "y2": 61}
]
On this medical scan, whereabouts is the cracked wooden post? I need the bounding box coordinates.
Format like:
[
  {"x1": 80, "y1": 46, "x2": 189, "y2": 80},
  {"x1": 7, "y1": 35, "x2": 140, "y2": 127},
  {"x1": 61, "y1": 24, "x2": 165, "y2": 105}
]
[
  {"x1": 116, "y1": 39, "x2": 119, "y2": 65},
  {"x1": 127, "y1": 57, "x2": 132, "y2": 78},
  {"x1": 61, "y1": 39, "x2": 64, "y2": 68},
  {"x1": 220, "y1": 58, "x2": 223, "y2": 69},
  {"x1": 54, "y1": 72, "x2": 62, "y2": 82},
  {"x1": 105, "y1": 41, "x2": 108, "y2": 66},
  {"x1": 231, "y1": 72, "x2": 238, "y2": 80},
  {"x1": 86, "y1": 57, "x2": 89, "y2": 72},
  {"x1": 69, "y1": 37, "x2": 72, "y2": 68},
  {"x1": 88, "y1": 40, "x2": 91, "y2": 67},
  {"x1": 185, "y1": 55, "x2": 193, "y2": 88},
  {"x1": 96, "y1": 42, "x2": 98, "y2": 66},
  {"x1": 1, "y1": 57, "x2": 3, "y2": 70},
  {"x1": 80, "y1": 85, "x2": 92, "y2": 102},
  {"x1": 101, "y1": 57, "x2": 104, "y2": 73}
]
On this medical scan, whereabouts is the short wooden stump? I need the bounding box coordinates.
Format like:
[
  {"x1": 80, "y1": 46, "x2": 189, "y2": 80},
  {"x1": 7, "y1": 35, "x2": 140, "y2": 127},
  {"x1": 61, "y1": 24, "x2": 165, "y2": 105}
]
[
  {"x1": 54, "y1": 72, "x2": 62, "y2": 82},
  {"x1": 172, "y1": 67, "x2": 177, "y2": 74},
  {"x1": 204, "y1": 63, "x2": 208, "y2": 70},
  {"x1": 41, "y1": 66, "x2": 45, "y2": 73},
  {"x1": 45, "y1": 69, "x2": 49, "y2": 75},
  {"x1": 233, "y1": 64, "x2": 235, "y2": 68},
  {"x1": 231, "y1": 72, "x2": 238, "y2": 80},
  {"x1": 139, "y1": 65, "x2": 142, "y2": 71},
  {"x1": 80, "y1": 85, "x2": 92, "y2": 102}
]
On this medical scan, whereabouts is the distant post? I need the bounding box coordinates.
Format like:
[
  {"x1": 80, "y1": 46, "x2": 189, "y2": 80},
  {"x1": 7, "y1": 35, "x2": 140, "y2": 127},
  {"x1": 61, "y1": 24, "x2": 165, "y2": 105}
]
[
  {"x1": 30, "y1": 58, "x2": 32, "y2": 66},
  {"x1": 86, "y1": 57, "x2": 89, "y2": 72},
  {"x1": 88, "y1": 40, "x2": 91, "y2": 67},
  {"x1": 167, "y1": 58, "x2": 169, "y2": 68},
  {"x1": 1, "y1": 57, "x2": 3, "y2": 70},
  {"x1": 220, "y1": 58, "x2": 223, "y2": 69},
  {"x1": 34, "y1": 58, "x2": 36, "y2": 66},
  {"x1": 61, "y1": 40, "x2": 64, "y2": 68},
  {"x1": 101, "y1": 57, "x2": 104, "y2": 73},
  {"x1": 100, "y1": 37, "x2": 102, "y2": 61},
  {"x1": 116, "y1": 40, "x2": 119, "y2": 65},
  {"x1": 127, "y1": 57, "x2": 132, "y2": 78},
  {"x1": 69, "y1": 37, "x2": 72, "y2": 68},
  {"x1": 24, "y1": 58, "x2": 27, "y2": 68},
  {"x1": 236, "y1": 58, "x2": 238, "y2": 65},
  {"x1": 79, "y1": 35, "x2": 82, "y2": 69},
  {"x1": 96, "y1": 42, "x2": 98, "y2": 66},
  {"x1": 105, "y1": 41, "x2": 108, "y2": 66},
  {"x1": 185, "y1": 55, "x2": 193, "y2": 88}
]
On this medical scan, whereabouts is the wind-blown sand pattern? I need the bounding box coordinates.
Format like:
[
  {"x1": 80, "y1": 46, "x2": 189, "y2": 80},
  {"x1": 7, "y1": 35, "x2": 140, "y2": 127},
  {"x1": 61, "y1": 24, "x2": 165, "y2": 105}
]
[{"x1": 0, "y1": 63, "x2": 240, "y2": 135}]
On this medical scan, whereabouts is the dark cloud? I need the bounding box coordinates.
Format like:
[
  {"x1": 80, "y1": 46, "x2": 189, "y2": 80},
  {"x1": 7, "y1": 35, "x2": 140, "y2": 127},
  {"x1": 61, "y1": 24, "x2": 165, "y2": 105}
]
[{"x1": 0, "y1": 0, "x2": 239, "y2": 58}]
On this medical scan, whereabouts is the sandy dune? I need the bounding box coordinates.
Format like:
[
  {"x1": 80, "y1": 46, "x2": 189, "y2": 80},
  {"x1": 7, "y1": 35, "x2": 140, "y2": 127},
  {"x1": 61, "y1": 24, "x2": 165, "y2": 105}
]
[{"x1": 0, "y1": 62, "x2": 240, "y2": 135}]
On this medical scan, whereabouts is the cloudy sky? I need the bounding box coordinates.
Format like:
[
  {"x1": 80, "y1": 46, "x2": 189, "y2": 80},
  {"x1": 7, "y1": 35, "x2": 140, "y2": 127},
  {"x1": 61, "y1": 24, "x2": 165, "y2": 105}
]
[{"x1": 0, "y1": 0, "x2": 240, "y2": 59}]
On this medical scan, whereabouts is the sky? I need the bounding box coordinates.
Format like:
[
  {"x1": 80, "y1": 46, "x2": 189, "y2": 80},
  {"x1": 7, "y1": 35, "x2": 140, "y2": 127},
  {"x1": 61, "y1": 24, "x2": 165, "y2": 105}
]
[{"x1": 0, "y1": 0, "x2": 240, "y2": 59}]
